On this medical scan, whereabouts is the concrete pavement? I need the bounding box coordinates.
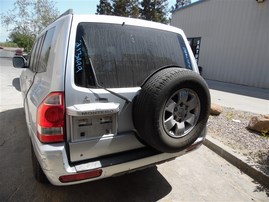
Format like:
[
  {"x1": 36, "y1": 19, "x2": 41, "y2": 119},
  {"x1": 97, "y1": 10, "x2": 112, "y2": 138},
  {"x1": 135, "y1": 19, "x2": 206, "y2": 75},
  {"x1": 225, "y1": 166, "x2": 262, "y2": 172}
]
[
  {"x1": 205, "y1": 79, "x2": 269, "y2": 189},
  {"x1": 207, "y1": 79, "x2": 269, "y2": 115}
]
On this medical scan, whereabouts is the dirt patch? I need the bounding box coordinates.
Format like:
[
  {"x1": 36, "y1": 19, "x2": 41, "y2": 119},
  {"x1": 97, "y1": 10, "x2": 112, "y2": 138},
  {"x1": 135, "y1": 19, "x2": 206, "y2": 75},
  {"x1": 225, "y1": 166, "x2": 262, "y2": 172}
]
[{"x1": 207, "y1": 107, "x2": 269, "y2": 175}]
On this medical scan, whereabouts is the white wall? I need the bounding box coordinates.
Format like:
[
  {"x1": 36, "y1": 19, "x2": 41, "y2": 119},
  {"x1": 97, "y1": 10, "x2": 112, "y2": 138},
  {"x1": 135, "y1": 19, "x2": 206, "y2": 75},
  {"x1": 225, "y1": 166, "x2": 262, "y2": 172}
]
[{"x1": 171, "y1": 0, "x2": 269, "y2": 88}]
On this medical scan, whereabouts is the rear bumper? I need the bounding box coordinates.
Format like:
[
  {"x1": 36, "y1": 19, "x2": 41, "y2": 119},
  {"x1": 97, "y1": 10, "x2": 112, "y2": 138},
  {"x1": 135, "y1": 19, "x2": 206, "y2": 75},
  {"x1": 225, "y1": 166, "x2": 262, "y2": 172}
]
[{"x1": 31, "y1": 127, "x2": 207, "y2": 186}]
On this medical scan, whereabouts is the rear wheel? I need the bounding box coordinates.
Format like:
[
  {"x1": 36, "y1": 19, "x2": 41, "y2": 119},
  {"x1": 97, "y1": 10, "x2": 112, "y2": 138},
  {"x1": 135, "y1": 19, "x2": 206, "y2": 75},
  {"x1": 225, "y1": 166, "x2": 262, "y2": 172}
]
[
  {"x1": 133, "y1": 68, "x2": 210, "y2": 153},
  {"x1": 31, "y1": 143, "x2": 49, "y2": 183}
]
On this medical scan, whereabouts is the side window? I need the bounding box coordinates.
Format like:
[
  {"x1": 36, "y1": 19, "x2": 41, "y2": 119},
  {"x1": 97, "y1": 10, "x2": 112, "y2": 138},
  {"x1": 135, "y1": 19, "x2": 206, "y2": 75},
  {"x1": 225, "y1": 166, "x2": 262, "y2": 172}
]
[
  {"x1": 28, "y1": 27, "x2": 55, "y2": 73},
  {"x1": 29, "y1": 41, "x2": 38, "y2": 72},
  {"x1": 38, "y1": 27, "x2": 55, "y2": 73},
  {"x1": 29, "y1": 35, "x2": 45, "y2": 72}
]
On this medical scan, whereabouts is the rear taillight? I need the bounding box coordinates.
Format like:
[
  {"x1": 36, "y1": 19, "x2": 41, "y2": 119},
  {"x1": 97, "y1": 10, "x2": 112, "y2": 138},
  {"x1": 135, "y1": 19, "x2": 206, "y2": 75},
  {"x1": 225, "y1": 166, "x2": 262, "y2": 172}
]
[{"x1": 37, "y1": 92, "x2": 65, "y2": 143}]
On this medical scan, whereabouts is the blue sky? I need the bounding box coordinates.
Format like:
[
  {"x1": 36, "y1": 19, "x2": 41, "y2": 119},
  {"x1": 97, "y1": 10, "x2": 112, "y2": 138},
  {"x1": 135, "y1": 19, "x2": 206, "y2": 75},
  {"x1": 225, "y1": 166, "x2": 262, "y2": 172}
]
[{"x1": 0, "y1": 0, "x2": 177, "y2": 42}]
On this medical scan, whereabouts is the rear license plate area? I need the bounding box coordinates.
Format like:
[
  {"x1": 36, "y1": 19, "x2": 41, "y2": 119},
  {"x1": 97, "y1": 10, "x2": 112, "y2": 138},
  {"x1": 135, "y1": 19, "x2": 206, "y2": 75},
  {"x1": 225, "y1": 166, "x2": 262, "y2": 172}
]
[{"x1": 67, "y1": 103, "x2": 119, "y2": 142}]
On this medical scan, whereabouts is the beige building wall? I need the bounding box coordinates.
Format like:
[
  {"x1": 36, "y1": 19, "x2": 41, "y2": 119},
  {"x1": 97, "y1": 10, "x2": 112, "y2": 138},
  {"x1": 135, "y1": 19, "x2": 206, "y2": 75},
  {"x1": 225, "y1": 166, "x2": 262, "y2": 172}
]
[{"x1": 171, "y1": 0, "x2": 269, "y2": 88}]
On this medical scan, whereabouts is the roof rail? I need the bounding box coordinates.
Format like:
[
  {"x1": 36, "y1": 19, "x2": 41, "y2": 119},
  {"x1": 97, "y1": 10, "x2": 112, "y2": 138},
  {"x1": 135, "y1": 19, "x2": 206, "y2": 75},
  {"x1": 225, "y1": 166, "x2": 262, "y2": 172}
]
[{"x1": 55, "y1": 9, "x2": 73, "y2": 21}]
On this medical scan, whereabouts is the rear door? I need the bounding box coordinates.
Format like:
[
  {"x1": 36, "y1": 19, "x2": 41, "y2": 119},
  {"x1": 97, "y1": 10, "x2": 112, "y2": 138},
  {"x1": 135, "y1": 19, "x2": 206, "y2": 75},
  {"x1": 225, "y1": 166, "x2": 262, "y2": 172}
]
[
  {"x1": 20, "y1": 36, "x2": 44, "y2": 100},
  {"x1": 25, "y1": 28, "x2": 56, "y2": 136},
  {"x1": 64, "y1": 19, "x2": 191, "y2": 163},
  {"x1": 21, "y1": 35, "x2": 45, "y2": 126},
  {"x1": 64, "y1": 21, "x2": 146, "y2": 163}
]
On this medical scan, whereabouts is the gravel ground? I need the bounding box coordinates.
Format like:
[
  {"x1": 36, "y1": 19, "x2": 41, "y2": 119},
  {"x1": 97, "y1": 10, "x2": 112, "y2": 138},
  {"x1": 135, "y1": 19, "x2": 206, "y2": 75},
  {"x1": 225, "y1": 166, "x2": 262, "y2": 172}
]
[{"x1": 207, "y1": 107, "x2": 269, "y2": 175}]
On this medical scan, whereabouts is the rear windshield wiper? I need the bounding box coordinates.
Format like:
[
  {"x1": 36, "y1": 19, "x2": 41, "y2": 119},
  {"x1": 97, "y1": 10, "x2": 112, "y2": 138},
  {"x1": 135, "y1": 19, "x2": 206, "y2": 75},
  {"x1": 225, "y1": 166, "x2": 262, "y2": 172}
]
[{"x1": 81, "y1": 36, "x2": 131, "y2": 104}]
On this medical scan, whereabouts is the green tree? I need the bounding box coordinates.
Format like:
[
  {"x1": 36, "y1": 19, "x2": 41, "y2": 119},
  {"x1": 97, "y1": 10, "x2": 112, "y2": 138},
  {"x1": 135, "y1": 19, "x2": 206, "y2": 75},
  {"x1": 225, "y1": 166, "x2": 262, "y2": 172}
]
[
  {"x1": 173, "y1": 0, "x2": 191, "y2": 10},
  {"x1": 96, "y1": 0, "x2": 113, "y2": 15},
  {"x1": 9, "y1": 29, "x2": 36, "y2": 51},
  {"x1": 1, "y1": 0, "x2": 59, "y2": 52},
  {"x1": 140, "y1": 0, "x2": 169, "y2": 24},
  {"x1": 112, "y1": 0, "x2": 140, "y2": 18}
]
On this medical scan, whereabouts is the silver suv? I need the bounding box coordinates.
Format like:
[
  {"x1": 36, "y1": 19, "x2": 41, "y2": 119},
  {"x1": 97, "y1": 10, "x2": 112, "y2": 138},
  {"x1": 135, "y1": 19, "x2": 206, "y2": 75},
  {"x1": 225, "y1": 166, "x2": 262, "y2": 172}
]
[{"x1": 13, "y1": 10, "x2": 210, "y2": 185}]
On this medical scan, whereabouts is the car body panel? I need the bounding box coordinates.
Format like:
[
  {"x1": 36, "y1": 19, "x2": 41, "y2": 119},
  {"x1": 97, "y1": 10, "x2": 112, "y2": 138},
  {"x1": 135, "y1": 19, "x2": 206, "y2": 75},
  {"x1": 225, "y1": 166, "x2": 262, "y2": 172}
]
[{"x1": 30, "y1": 125, "x2": 206, "y2": 185}]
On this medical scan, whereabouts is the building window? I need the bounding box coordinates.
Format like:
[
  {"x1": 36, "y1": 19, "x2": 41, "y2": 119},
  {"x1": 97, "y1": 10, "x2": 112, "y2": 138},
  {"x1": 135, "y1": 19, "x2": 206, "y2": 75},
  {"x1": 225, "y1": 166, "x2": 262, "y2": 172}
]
[{"x1": 188, "y1": 37, "x2": 201, "y2": 64}]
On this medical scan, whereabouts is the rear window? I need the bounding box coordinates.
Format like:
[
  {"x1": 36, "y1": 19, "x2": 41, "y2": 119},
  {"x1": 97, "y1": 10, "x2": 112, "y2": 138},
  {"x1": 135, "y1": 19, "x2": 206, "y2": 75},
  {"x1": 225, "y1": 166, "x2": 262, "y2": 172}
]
[{"x1": 74, "y1": 22, "x2": 191, "y2": 88}]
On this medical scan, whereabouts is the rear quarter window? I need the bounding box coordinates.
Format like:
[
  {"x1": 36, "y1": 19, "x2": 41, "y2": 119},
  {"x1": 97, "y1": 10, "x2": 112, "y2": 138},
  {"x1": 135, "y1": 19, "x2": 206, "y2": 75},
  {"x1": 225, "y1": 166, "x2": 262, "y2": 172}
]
[
  {"x1": 38, "y1": 27, "x2": 55, "y2": 73},
  {"x1": 28, "y1": 27, "x2": 55, "y2": 73}
]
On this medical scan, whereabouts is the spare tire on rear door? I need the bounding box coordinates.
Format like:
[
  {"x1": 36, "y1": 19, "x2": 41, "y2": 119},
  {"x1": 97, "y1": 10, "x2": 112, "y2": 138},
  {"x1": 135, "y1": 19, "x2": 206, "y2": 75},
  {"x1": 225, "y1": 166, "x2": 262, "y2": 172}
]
[{"x1": 133, "y1": 68, "x2": 211, "y2": 153}]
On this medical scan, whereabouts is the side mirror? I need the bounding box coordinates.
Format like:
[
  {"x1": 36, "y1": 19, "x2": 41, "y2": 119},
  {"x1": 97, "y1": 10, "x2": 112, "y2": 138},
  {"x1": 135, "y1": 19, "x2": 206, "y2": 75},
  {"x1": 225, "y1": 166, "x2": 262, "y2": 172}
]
[{"x1": 13, "y1": 56, "x2": 27, "y2": 68}]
